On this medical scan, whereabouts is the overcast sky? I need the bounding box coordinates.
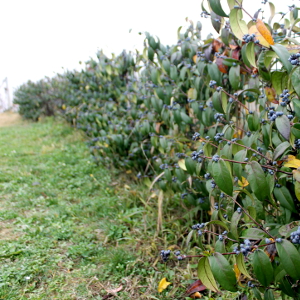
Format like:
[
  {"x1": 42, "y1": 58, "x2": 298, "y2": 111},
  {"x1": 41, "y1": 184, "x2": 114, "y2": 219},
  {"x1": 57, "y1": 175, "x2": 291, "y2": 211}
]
[{"x1": 0, "y1": 0, "x2": 295, "y2": 94}]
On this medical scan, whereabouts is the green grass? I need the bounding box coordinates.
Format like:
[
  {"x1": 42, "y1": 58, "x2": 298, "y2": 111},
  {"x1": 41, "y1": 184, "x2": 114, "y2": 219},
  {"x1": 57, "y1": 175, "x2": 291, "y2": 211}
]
[{"x1": 0, "y1": 118, "x2": 208, "y2": 299}]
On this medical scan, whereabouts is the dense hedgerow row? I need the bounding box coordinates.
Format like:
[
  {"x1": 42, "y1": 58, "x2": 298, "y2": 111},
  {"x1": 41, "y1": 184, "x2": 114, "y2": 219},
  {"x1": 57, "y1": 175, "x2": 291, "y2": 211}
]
[{"x1": 14, "y1": 1, "x2": 300, "y2": 298}]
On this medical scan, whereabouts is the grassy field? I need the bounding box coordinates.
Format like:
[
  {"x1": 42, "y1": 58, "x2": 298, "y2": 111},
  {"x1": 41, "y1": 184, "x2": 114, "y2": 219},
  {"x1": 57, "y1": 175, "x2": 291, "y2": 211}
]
[{"x1": 0, "y1": 116, "x2": 200, "y2": 299}]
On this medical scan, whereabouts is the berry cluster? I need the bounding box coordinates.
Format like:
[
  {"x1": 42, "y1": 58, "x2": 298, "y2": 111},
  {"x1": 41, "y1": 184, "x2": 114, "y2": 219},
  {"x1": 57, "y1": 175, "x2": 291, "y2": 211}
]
[
  {"x1": 192, "y1": 223, "x2": 206, "y2": 236},
  {"x1": 242, "y1": 33, "x2": 256, "y2": 43},
  {"x1": 214, "y1": 113, "x2": 224, "y2": 122},
  {"x1": 192, "y1": 132, "x2": 201, "y2": 141},
  {"x1": 176, "y1": 152, "x2": 186, "y2": 158},
  {"x1": 160, "y1": 250, "x2": 171, "y2": 262},
  {"x1": 209, "y1": 80, "x2": 217, "y2": 88},
  {"x1": 204, "y1": 173, "x2": 211, "y2": 180},
  {"x1": 191, "y1": 150, "x2": 204, "y2": 162},
  {"x1": 294, "y1": 139, "x2": 300, "y2": 149},
  {"x1": 174, "y1": 250, "x2": 185, "y2": 260},
  {"x1": 214, "y1": 132, "x2": 224, "y2": 141},
  {"x1": 159, "y1": 164, "x2": 169, "y2": 170},
  {"x1": 267, "y1": 107, "x2": 284, "y2": 121},
  {"x1": 290, "y1": 227, "x2": 300, "y2": 244},
  {"x1": 288, "y1": 53, "x2": 300, "y2": 65},
  {"x1": 233, "y1": 239, "x2": 252, "y2": 256},
  {"x1": 212, "y1": 154, "x2": 220, "y2": 162},
  {"x1": 280, "y1": 89, "x2": 290, "y2": 107},
  {"x1": 192, "y1": 223, "x2": 206, "y2": 230},
  {"x1": 218, "y1": 231, "x2": 228, "y2": 241}
]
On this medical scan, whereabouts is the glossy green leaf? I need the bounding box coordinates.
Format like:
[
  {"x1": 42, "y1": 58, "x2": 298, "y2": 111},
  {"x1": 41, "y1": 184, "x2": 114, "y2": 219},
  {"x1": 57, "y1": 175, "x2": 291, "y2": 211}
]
[
  {"x1": 148, "y1": 47, "x2": 154, "y2": 61},
  {"x1": 185, "y1": 157, "x2": 196, "y2": 175},
  {"x1": 264, "y1": 289, "x2": 275, "y2": 300},
  {"x1": 208, "y1": 0, "x2": 228, "y2": 17},
  {"x1": 207, "y1": 220, "x2": 229, "y2": 231},
  {"x1": 241, "y1": 44, "x2": 252, "y2": 69},
  {"x1": 215, "y1": 240, "x2": 225, "y2": 253},
  {"x1": 275, "y1": 115, "x2": 290, "y2": 141},
  {"x1": 273, "y1": 141, "x2": 290, "y2": 160},
  {"x1": 230, "y1": 210, "x2": 242, "y2": 240},
  {"x1": 229, "y1": 65, "x2": 240, "y2": 90},
  {"x1": 209, "y1": 253, "x2": 237, "y2": 292},
  {"x1": 210, "y1": 11, "x2": 223, "y2": 33},
  {"x1": 271, "y1": 71, "x2": 288, "y2": 95},
  {"x1": 245, "y1": 161, "x2": 269, "y2": 201},
  {"x1": 271, "y1": 44, "x2": 292, "y2": 73},
  {"x1": 236, "y1": 253, "x2": 251, "y2": 279},
  {"x1": 197, "y1": 257, "x2": 219, "y2": 292},
  {"x1": 240, "y1": 228, "x2": 267, "y2": 239},
  {"x1": 212, "y1": 91, "x2": 224, "y2": 113},
  {"x1": 253, "y1": 287, "x2": 262, "y2": 300},
  {"x1": 291, "y1": 67, "x2": 300, "y2": 97},
  {"x1": 229, "y1": 8, "x2": 248, "y2": 41},
  {"x1": 292, "y1": 123, "x2": 300, "y2": 138},
  {"x1": 276, "y1": 239, "x2": 300, "y2": 280},
  {"x1": 212, "y1": 159, "x2": 233, "y2": 196},
  {"x1": 293, "y1": 99, "x2": 300, "y2": 119},
  {"x1": 207, "y1": 63, "x2": 222, "y2": 86},
  {"x1": 274, "y1": 186, "x2": 296, "y2": 212},
  {"x1": 279, "y1": 276, "x2": 298, "y2": 297},
  {"x1": 252, "y1": 249, "x2": 273, "y2": 287},
  {"x1": 245, "y1": 42, "x2": 256, "y2": 67}
]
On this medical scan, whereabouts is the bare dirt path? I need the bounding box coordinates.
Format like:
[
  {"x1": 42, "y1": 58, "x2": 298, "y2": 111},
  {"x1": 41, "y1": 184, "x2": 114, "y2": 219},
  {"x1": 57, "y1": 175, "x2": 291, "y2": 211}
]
[{"x1": 0, "y1": 112, "x2": 23, "y2": 127}]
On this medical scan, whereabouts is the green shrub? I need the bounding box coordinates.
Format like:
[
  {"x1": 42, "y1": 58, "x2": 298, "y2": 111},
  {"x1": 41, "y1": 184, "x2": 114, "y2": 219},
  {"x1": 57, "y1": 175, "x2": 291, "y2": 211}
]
[
  {"x1": 14, "y1": 76, "x2": 66, "y2": 121},
  {"x1": 14, "y1": 1, "x2": 300, "y2": 297}
]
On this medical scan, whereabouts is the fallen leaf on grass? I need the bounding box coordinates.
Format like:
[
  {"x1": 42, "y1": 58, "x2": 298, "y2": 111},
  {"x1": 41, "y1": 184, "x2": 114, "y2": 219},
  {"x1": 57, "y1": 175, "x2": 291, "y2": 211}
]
[
  {"x1": 184, "y1": 279, "x2": 206, "y2": 297},
  {"x1": 158, "y1": 277, "x2": 172, "y2": 292}
]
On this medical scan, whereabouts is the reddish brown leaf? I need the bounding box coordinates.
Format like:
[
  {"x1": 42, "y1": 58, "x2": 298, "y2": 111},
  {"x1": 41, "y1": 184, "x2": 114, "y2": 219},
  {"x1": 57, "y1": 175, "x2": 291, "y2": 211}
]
[
  {"x1": 212, "y1": 39, "x2": 224, "y2": 53},
  {"x1": 185, "y1": 279, "x2": 207, "y2": 296},
  {"x1": 216, "y1": 57, "x2": 228, "y2": 74},
  {"x1": 232, "y1": 48, "x2": 241, "y2": 60}
]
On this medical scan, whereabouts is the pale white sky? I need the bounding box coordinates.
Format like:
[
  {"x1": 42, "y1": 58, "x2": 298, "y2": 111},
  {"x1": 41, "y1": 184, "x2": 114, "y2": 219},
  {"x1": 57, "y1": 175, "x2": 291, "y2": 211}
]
[{"x1": 0, "y1": 0, "x2": 295, "y2": 94}]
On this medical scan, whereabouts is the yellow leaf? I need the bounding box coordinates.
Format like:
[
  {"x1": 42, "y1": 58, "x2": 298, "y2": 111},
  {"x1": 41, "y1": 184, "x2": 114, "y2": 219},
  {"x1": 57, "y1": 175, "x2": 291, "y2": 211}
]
[
  {"x1": 293, "y1": 168, "x2": 300, "y2": 182},
  {"x1": 124, "y1": 184, "x2": 131, "y2": 190},
  {"x1": 256, "y1": 19, "x2": 274, "y2": 46},
  {"x1": 234, "y1": 264, "x2": 245, "y2": 287},
  {"x1": 126, "y1": 170, "x2": 132, "y2": 174},
  {"x1": 178, "y1": 159, "x2": 187, "y2": 171},
  {"x1": 233, "y1": 130, "x2": 242, "y2": 138},
  {"x1": 190, "y1": 292, "x2": 202, "y2": 299},
  {"x1": 234, "y1": 263, "x2": 241, "y2": 280},
  {"x1": 264, "y1": 87, "x2": 279, "y2": 104},
  {"x1": 238, "y1": 176, "x2": 249, "y2": 187},
  {"x1": 158, "y1": 278, "x2": 171, "y2": 293},
  {"x1": 193, "y1": 55, "x2": 197, "y2": 63},
  {"x1": 62, "y1": 104, "x2": 66, "y2": 110},
  {"x1": 249, "y1": 25, "x2": 270, "y2": 48},
  {"x1": 283, "y1": 155, "x2": 300, "y2": 168}
]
